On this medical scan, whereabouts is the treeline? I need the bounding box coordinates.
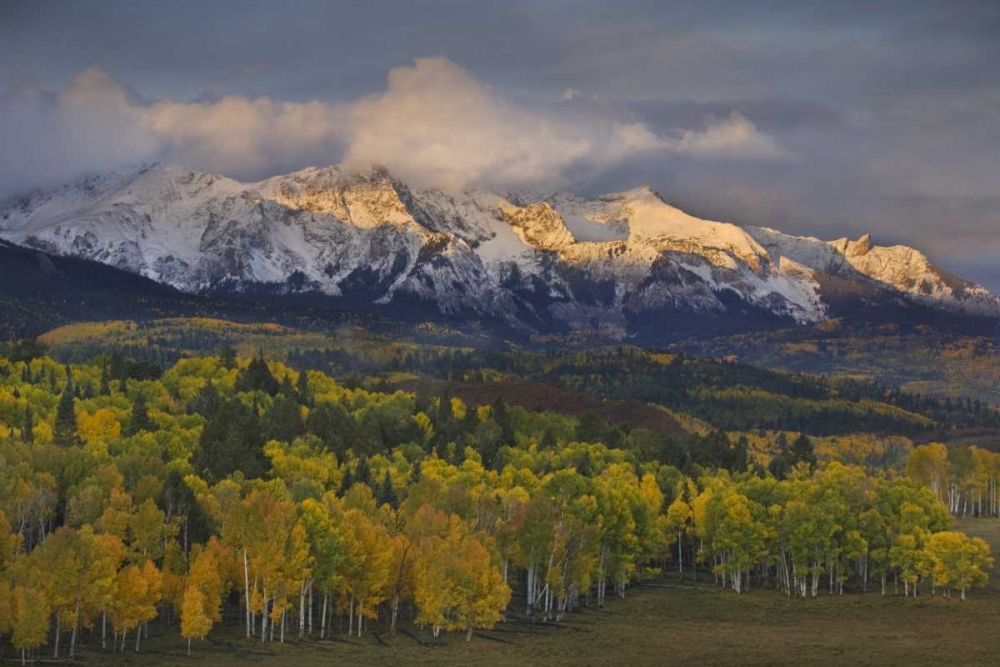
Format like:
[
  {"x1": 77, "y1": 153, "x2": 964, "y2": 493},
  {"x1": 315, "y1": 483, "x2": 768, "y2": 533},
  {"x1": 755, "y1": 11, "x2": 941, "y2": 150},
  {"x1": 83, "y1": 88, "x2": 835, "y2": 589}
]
[
  {"x1": 289, "y1": 344, "x2": 1000, "y2": 434},
  {"x1": 18, "y1": 320, "x2": 999, "y2": 436},
  {"x1": 907, "y1": 443, "x2": 1000, "y2": 517},
  {"x1": 0, "y1": 353, "x2": 992, "y2": 663},
  {"x1": 687, "y1": 465, "x2": 991, "y2": 598}
]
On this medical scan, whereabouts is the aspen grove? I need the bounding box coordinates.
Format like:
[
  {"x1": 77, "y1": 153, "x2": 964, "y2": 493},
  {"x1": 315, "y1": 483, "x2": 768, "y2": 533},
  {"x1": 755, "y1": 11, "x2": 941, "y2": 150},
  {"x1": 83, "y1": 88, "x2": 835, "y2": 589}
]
[{"x1": 0, "y1": 352, "x2": 992, "y2": 663}]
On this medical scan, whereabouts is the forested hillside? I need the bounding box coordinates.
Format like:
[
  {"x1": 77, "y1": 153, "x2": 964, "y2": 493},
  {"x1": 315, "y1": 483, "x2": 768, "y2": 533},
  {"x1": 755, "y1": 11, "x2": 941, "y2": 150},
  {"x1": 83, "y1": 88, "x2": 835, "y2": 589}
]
[
  {"x1": 28, "y1": 318, "x2": 1000, "y2": 438},
  {"x1": 679, "y1": 319, "x2": 1000, "y2": 403},
  {"x1": 0, "y1": 349, "x2": 994, "y2": 663}
]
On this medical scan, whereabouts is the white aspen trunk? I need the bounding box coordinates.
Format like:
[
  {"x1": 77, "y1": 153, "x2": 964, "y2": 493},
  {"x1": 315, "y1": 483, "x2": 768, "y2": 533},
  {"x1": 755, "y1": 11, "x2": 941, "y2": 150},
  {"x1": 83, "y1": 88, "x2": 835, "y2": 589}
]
[
  {"x1": 543, "y1": 546, "x2": 557, "y2": 618},
  {"x1": 250, "y1": 581, "x2": 256, "y2": 637},
  {"x1": 260, "y1": 588, "x2": 268, "y2": 642},
  {"x1": 53, "y1": 613, "x2": 61, "y2": 658},
  {"x1": 677, "y1": 532, "x2": 683, "y2": 574},
  {"x1": 321, "y1": 593, "x2": 328, "y2": 639},
  {"x1": 243, "y1": 548, "x2": 251, "y2": 638},
  {"x1": 597, "y1": 544, "x2": 607, "y2": 606},
  {"x1": 70, "y1": 593, "x2": 81, "y2": 658},
  {"x1": 328, "y1": 596, "x2": 335, "y2": 637},
  {"x1": 299, "y1": 579, "x2": 307, "y2": 639},
  {"x1": 349, "y1": 596, "x2": 354, "y2": 637},
  {"x1": 526, "y1": 563, "x2": 534, "y2": 614},
  {"x1": 991, "y1": 476, "x2": 995, "y2": 516}
]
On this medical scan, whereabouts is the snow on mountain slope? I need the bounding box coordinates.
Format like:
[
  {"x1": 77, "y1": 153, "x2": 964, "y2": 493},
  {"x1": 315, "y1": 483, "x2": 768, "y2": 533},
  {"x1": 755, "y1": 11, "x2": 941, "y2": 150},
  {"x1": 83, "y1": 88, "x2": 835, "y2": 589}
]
[
  {"x1": 747, "y1": 227, "x2": 1000, "y2": 316},
  {"x1": 533, "y1": 188, "x2": 826, "y2": 322},
  {"x1": 1, "y1": 163, "x2": 996, "y2": 337}
]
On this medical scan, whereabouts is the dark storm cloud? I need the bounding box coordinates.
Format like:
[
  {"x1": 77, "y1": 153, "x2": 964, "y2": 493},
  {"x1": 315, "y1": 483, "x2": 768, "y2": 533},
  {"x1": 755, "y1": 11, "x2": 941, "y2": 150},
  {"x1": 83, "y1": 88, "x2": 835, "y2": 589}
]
[{"x1": 1, "y1": 0, "x2": 998, "y2": 287}]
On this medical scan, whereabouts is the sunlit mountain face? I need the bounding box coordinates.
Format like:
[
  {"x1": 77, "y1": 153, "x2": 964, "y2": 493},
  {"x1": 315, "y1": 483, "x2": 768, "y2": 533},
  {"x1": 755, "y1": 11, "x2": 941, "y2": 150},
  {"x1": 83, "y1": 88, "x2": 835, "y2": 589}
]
[{"x1": 2, "y1": 163, "x2": 996, "y2": 342}]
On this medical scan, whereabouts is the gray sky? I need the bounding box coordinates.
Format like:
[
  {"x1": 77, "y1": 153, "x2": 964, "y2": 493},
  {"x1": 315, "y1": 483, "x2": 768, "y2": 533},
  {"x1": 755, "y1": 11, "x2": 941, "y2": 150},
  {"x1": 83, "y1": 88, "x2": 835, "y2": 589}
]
[{"x1": 2, "y1": 0, "x2": 998, "y2": 288}]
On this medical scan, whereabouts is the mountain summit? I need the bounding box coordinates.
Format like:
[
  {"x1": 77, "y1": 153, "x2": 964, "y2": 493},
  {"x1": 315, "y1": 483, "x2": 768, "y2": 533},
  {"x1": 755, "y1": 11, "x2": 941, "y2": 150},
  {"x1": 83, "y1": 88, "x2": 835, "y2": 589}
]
[{"x1": 1, "y1": 164, "x2": 996, "y2": 339}]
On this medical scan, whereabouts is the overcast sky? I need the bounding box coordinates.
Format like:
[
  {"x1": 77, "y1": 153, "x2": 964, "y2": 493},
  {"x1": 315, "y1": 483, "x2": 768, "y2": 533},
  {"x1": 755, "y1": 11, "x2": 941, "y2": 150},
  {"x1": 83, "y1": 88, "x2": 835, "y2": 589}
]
[{"x1": 2, "y1": 0, "x2": 998, "y2": 288}]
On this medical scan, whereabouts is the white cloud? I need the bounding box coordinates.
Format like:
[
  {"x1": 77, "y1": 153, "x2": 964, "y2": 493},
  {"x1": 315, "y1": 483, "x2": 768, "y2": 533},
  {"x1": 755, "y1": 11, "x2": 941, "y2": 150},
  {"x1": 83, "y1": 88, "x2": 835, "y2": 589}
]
[
  {"x1": 341, "y1": 57, "x2": 600, "y2": 190},
  {"x1": 672, "y1": 111, "x2": 790, "y2": 160},
  {"x1": 145, "y1": 97, "x2": 346, "y2": 175},
  {"x1": 0, "y1": 58, "x2": 789, "y2": 196}
]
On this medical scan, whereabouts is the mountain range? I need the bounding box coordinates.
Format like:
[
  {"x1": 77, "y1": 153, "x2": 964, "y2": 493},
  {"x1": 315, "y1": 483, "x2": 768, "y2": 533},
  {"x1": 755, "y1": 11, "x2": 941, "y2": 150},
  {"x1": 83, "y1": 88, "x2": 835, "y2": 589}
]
[{"x1": 1, "y1": 163, "x2": 996, "y2": 341}]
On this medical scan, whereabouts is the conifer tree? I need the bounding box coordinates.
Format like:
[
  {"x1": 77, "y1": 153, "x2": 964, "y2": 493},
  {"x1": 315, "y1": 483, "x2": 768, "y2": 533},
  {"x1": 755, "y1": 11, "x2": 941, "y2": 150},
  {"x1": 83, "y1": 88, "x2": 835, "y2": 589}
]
[
  {"x1": 22, "y1": 404, "x2": 34, "y2": 444},
  {"x1": 218, "y1": 343, "x2": 237, "y2": 370},
  {"x1": 235, "y1": 351, "x2": 280, "y2": 396},
  {"x1": 263, "y1": 395, "x2": 304, "y2": 443},
  {"x1": 378, "y1": 471, "x2": 398, "y2": 507},
  {"x1": 54, "y1": 375, "x2": 78, "y2": 447},
  {"x1": 99, "y1": 359, "x2": 111, "y2": 396},
  {"x1": 126, "y1": 392, "x2": 155, "y2": 436},
  {"x1": 296, "y1": 369, "x2": 311, "y2": 404},
  {"x1": 355, "y1": 457, "x2": 371, "y2": 487}
]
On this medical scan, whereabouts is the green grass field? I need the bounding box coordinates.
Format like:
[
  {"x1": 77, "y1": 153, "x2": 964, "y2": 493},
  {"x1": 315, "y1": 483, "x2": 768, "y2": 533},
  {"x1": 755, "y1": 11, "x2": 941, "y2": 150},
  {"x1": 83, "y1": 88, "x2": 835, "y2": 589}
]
[{"x1": 68, "y1": 518, "x2": 1000, "y2": 667}]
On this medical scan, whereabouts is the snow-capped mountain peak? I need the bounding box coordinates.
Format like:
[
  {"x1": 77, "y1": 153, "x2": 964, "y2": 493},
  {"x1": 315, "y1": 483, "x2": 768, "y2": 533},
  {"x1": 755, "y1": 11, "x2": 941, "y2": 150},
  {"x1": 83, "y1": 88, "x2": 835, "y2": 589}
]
[{"x1": 1, "y1": 163, "x2": 996, "y2": 338}]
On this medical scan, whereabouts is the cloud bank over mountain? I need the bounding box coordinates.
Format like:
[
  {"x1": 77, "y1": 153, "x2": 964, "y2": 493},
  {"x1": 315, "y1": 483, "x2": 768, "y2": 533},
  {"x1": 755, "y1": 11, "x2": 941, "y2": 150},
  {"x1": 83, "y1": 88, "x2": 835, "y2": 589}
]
[
  {"x1": 0, "y1": 58, "x2": 784, "y2": 195},
  {"x1": 2, "y1": 0, "x2": 997, "y2": 289}
]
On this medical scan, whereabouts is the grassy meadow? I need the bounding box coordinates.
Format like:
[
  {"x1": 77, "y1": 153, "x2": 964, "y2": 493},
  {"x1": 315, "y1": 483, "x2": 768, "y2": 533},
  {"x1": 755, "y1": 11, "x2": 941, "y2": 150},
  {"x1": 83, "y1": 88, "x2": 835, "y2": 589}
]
[{"x1": 72, "y1": 518, "x2": 1000, "y2": 667}]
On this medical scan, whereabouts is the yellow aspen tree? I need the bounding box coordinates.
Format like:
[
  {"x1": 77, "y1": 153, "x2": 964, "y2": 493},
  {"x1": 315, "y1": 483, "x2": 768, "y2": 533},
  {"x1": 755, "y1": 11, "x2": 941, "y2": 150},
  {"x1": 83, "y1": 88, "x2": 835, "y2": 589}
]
[
  {"x1": 97, "y1": 487, "x2": 135, "y2": 541},
  {"x1": 180, "y1": 586, "x2": 212, "y2": 655},
  {"x1": 77, "y1": 408, "x2": 121, "y2": 445},
  {"x1": 386, "y1": 533, "x2": 414, "y2": 636},
  {"x1": 110, "y1": 560, "x2": 163, "y2": 652},
  {"x1": 337, "y1": 509, "x2": 393, "y2": 637},
  {"x1": 188, "y1": 537, "x2": 229, "y2": 623},
  {"x1": 11, "y1": 586, "x2": 50, "y2": 665},
  {"x1": 414, "y1": 516, "x2": 510, "y2": 640},
  {"x1": 90, "y1": 533, "x2": 127, "y2": 652},
  {"x1": 0, "y1": 510, "x2": 24, "y2": 568},
  {"x1": 925, "y1": 531, "x2": 993, "y2": 600},
  {"x1": 0, "y1": 578, "x2": 12, "y2": 639},
  {"x1": 664, "y1": 494, "x2": 692, "y2": 575},
  {"x1": 30, "y1": 527, "x2": 80, "y2": 658},
  {"x1": 129, "y1": 498, "x2": 174, "y2": 561},
  {"x1": 906, "y1": 444, "x2": 949, "y2": 503}
]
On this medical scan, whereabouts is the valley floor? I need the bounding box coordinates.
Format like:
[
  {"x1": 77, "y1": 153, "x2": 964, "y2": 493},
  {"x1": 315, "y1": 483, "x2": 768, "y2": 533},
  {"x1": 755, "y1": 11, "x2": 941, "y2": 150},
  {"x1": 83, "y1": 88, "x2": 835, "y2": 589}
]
[{"x1": 70, "y1": 519, "x2": 1000, "y2": 667}]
